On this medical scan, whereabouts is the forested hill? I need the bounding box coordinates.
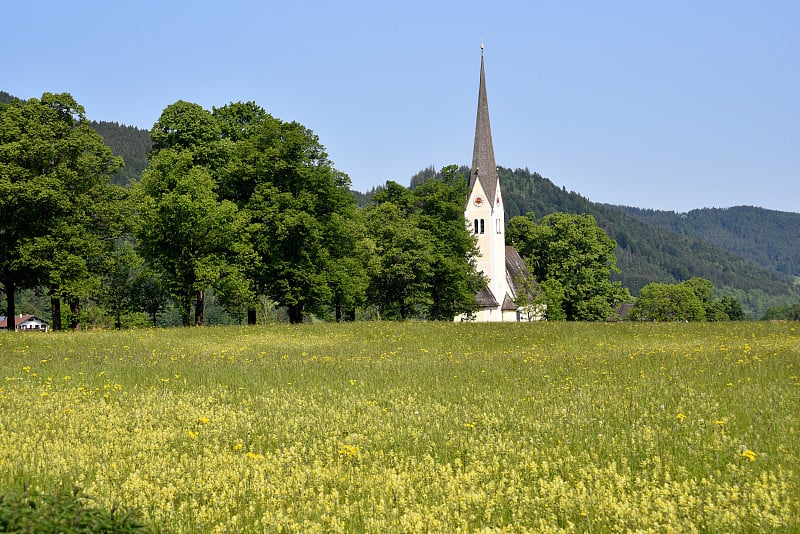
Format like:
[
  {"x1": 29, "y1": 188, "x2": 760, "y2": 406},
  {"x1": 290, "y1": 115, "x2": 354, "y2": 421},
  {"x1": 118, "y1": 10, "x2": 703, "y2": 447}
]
[
  {"x1": 90, "y1": 121, "x2": 152, "y2": 187},
  {"x1": 0, "y1": 91, "x2": 18, "y2": 105},
  {"x1": 496, "y1": 167, "x2": 800, "y2": 316},
  {"x1": 614, "y1": 205, "x2": 800, "y2": 278}
]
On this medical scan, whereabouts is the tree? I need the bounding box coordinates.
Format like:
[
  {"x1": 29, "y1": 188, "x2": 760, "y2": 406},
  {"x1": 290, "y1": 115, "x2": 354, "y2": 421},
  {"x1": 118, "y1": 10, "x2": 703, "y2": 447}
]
[
  {"x1": 324, "y1": 210, "x2": 369, "y2": 321},
  {"x1": 134, "y1": 146, "x2": 249, "y2": 326},
  {"x1": 101, "y1": 240, "x2": 144, "y2": 329},
  {"x1": 134, "y1": 101, "x2": 254, "y2": 326},
  {"x1": 215, "y1": 103, "x2": 359, "y2": 323},
  {"x1": 629, "y1": 278, "x2": 746, "y2": 322},
  {"x1": 411, "y1": 166, "x2": 485, "y2": 320},
  {"x1": 507, "y1": 212, "x2": 630, "y2": 321},
  {"x1": 628, "y1": 282, "x2": 705, "y2": 321},
  {"x1": 721, "y1": 295, "x2": 745, "y2": 321},
  {"x1": 682, "y1": 277, "x2": 720, "y2": 320},
  {"x1": 512, "y1": 271, "x2": 546, "y2": 321},
  {"x1": 0, "y1": 93, "x2": 122, "y2": 331},
  {"x1": 131, "y1": 268, "x2": 169, "y2": 327},
  {"x1": 365, "y1": 190, "x2": 433, "y2": 319}
]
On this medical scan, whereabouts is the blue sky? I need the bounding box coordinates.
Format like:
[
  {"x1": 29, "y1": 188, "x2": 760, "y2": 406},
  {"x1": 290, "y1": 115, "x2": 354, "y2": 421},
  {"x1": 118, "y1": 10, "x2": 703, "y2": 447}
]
[{"x1": 3, "y1": 1, "x2": 798, "y2": 213}]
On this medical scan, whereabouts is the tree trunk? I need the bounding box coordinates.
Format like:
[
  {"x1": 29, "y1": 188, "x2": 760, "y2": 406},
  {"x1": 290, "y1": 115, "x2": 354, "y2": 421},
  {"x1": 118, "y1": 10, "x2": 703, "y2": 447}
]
[
  {"x1": 195, "y1": 290, "x2": 205, "y2": 326},
  {"x1": 69, "y1": 299, "x2": 81, "y2": 331},
  {"x1": 335, "y1": 302, "x2": 342, "y2": 323},
  {"x1": 347, "y1": 309, "x2": 356, "y2": 322},
  {"x1": 3, "y1": 280, "x2": 15, "y2": 332},
  {"x1": 247, "y1": 308, "x2": 257, "y2": 325},
  {"x1": 431, "y1": 285, "x2": 440, "y2": 321},
  {"x1": 288, "y1": 304, "x2": 303, "y2": 324},
  {"x1": 50, "y1": 294, "x2": 62, "y2": 331},
  {"x1": 179, "y1": 294, "x2": 192, "y2": 327}
]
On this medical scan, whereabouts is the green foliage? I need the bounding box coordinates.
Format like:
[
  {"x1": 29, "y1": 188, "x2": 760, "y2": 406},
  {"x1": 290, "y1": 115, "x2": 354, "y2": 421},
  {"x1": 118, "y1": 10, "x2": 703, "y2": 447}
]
[
  {"x1": 762, "y1": 302, "x2": 800, "y2": 321},
  {"x1": 0, "y1": 92, "x2": 124, "y2": 330},
  {"x1": 507, "y1": 212, "x2": 630, "y2": 321},
  {"x1": 629, "y1": 277, "x2": 745, "y2": 321},
  {"x1": 365, "y1": 172, "x2": 484, "y2": 320},
  {"x1": 214, "y1": 101, "x2": 360, "y2": 323},
  {"x1": 0, "y1": 486, "x2": 152, "y2": 533},
  {"x1": 411, "y1": 165, "x2": 486, "y2": 320},
  {"x1": 134, "y1": 142, "x2": 250, "y2": 326},
  {"x1": 720, "y1": 295, "x2": 745, "y2": 320},
  {"x1": 0, "y1": 91, "x2": 19, "y2": 105},
  {"x1": 629, "y1": 282, "x2": 706, "y2": 321},
  {"x1": 365, "y1": 195, "x2": 433, "y2": 319}
]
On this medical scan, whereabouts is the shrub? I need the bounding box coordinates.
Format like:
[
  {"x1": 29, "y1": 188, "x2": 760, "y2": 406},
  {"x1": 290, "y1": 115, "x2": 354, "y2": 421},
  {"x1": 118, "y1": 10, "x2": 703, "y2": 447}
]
[{"x1": 0, "y1": 486, "x2": 153, "y2": 533}]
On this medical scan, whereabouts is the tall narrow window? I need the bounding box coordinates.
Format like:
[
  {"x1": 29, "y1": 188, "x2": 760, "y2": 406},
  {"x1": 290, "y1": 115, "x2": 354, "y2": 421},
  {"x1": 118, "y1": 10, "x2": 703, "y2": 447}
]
[
  {"x1": 474, "y1": 219, "x2": 479, "y2": 234},
  {"x1": 480, "y1": 219, "x2": 485, "y2": 234},
  {"x1": 496, "y1": 218, "x2": 501, "y2": 234}
]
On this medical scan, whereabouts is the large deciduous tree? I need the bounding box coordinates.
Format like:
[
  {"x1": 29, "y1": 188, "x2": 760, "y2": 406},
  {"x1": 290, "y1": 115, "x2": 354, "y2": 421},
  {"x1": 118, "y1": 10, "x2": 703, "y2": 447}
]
[
  {"x1": 364, "y1": 174, "x2": 484, "y2": 321},
  {"x1": 629, "y1": 277, "x2": 745, "y2": 321},
  {"x1": 134, "y1": 102, "x2": 251, "y2": 326},
  {"x1": 365, "y1": 197, "x2": 433, "y2": 320},
  {"x1": 0, "y1": 93, "x2": 122, "y2": 331},
  {"x1": 628, "y1": 282, "x2": 706, "y2": 321},
  {"x1": 214, "y1": 102, "x2": 360, "y2": 323},
  {"x1": 507, "y1": 212, "x2": 630, "y2": 321},
  {"x1": 411, "y1": 166, "x2": 485, "y2": 320}
]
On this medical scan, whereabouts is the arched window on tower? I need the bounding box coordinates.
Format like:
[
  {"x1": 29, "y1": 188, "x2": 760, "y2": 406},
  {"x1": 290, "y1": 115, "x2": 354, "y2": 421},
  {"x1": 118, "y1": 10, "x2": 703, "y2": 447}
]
[
  {"x1": 480, "y1": 219, "x2": 485, "y2": 234},
  {"x1": 474, "y1": 219, "x2": 479, "y2": 234}
]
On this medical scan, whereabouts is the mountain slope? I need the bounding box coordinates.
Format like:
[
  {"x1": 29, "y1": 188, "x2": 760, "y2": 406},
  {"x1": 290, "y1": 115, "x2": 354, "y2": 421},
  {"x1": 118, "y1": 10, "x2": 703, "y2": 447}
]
[
  {"x1": 90, "y1": 121, "x2": 152, "y2": 187},
  {"x1": 497, "y1": 167, "x2": 799, "y2": 317},
  {"x1": 615, "y1": 205, "x2": 800, "y2": 278}
]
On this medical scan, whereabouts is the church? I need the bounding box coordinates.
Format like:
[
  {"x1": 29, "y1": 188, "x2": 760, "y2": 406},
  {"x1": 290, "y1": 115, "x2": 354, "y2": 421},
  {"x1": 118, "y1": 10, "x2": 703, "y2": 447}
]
[{"x1": 459, "y1": 47, "x2": 543, "y2": 322}]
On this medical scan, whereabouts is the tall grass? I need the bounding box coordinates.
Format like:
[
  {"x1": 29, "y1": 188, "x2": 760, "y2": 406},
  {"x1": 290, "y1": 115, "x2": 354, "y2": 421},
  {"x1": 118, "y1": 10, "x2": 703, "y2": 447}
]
[{"x1": 1, "y1": 322, "x2": 798, "y2": 532}]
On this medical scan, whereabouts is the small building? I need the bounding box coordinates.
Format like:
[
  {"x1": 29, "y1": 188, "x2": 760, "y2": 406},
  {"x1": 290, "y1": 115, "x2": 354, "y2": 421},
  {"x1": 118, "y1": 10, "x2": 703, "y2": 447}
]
[{"x1": 0, "y1": 314, "x2": 50, "y2": 332}]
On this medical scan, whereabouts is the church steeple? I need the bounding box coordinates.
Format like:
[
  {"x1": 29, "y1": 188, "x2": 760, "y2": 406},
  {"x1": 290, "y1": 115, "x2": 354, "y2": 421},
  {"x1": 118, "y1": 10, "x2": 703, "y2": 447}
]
[
  {"x1": 458, "y1": 45, "x2": 539, "y2": 323},
  {"x1": 469, "y1": 46, "x2": 499, "y2": 208}
]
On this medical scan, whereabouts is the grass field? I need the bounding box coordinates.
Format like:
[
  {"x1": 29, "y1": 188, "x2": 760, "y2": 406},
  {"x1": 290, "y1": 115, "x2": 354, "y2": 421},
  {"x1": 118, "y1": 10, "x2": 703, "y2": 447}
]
[{"x1": 1, "y1": 322, "x2": 798, "y2": 532}]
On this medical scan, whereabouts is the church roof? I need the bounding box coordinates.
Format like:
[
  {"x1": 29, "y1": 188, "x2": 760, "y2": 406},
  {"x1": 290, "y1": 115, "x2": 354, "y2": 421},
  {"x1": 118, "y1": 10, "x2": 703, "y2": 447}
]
[
  {"x1": 505, "y1": 246, "x2": 535, "y2": 300},
  {"x1": 501, "y1": 294, "x2": 518, "y2": 311},
  {"x1": 473, "y1": 247, "x2": 535, "y2": 311},
  {"x1": 475, "y1": 286, "x2": 500, "y2": 308},
  {"x1": 468, "y1": 50, "x2": 499, "y2": 207}
]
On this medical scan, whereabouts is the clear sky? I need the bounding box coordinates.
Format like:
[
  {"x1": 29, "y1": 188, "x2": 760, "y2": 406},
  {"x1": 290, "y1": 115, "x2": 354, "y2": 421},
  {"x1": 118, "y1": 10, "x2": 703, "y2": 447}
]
[{"x1": 3, "y1": 1, "x2": 798, "y2": 213}]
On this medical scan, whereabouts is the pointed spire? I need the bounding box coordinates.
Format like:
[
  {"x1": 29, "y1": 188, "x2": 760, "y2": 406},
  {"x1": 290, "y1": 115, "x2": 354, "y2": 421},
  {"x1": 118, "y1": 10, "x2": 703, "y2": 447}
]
[{"x1": 469, "y1": 45, "x2": 499, "y2": 206}]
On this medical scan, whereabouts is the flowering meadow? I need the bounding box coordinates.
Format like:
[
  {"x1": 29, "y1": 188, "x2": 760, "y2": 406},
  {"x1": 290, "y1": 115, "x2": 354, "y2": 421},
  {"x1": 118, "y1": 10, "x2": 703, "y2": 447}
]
[{"x1": 1, "y1": 322, "x2": 798, "y2": 532}]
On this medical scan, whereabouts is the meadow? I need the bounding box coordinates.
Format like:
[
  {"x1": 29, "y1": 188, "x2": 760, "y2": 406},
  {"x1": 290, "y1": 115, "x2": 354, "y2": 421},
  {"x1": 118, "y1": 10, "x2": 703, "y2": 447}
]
[{"x1": 1, "y1": 321, "x2": 798, "y2": 532}]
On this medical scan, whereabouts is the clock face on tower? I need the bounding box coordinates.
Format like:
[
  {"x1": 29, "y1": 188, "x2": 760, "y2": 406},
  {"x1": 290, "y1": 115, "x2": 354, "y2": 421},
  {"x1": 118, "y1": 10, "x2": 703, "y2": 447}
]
[{"x1": 473, "y1": 196, "x2": 484, "y2": 207}]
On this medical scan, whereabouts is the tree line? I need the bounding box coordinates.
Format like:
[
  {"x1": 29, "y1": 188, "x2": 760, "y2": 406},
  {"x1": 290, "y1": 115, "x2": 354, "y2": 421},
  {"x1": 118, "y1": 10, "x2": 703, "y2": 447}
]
[
  {"x1": 1, "y1": 93, "x2": 785, "y2": 329},
  {"x1": 2, "y1": 94, "x2": 494, "y2": 328}
]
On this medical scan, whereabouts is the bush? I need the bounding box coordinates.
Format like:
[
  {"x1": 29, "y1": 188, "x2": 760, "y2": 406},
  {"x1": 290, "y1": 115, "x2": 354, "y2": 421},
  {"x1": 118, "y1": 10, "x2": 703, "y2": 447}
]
[{"x1": 0, "y1": 486, "x2": 153, "y2": 533}]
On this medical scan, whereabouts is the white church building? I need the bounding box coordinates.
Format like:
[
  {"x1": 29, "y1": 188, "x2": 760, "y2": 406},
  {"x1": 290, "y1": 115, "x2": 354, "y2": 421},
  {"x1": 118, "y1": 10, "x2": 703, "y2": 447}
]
[{"x1": 459, "y1": 47, "x2": 543, "y2": 322}]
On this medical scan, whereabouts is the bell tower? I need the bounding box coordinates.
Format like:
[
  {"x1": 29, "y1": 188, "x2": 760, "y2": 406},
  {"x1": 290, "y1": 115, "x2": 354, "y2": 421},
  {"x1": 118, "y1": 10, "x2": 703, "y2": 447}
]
[{"x1": 464, "y1": 45, "x2": 509, "y2": 320}]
